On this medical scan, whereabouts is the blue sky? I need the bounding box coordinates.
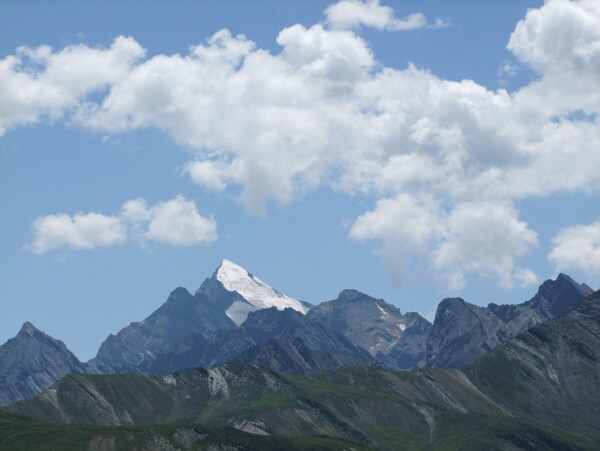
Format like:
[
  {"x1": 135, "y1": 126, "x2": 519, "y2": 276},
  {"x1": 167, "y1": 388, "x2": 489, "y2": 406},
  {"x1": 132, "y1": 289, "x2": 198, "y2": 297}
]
[{"x1": 1, "y1": 0, "x2": 599, "y2": 361}]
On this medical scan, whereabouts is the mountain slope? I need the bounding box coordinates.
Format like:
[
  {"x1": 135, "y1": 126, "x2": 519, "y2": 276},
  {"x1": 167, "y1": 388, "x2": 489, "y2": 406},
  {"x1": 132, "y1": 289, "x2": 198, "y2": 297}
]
[
  {"x1": 10, "y1": 289, "x2": 600, "y2": 449},
  {"x1": 0, "y1": 409, "x2": 366, "y2": 451},
  {"x1": 149, "y1": 307, "x2": 374, "y2": 376},
  {"x1": 488, "y1": 272, "x2": 593, "y2": 332},
  {"x1": 232, "y1": 337, "x2": 353, "y2": 373},
  {"x1": 89, "y1": 287, "x2": 235, "y2": 374},
  {"x1": 307, "y1": 289, "x2": 431, "y2": 370},
  {"x1": 426, "y1": 273, "x2": 593, "y2": 368},
  {"x1": 465, "y1": 287, "x2": 600, "y2": 433},
  {"x1": 0, "y1": 323, "x2": 89, "y2": 406},
  {"x1": 426, "y1": 297, "x2": 512, "y2": 368},
  {"x1": 89, "y1": 260, "x2": 311, "y2": 375}
]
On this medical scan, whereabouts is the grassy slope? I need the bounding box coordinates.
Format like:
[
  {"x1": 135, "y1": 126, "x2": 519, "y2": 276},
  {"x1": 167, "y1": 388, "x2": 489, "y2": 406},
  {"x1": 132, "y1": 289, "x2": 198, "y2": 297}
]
[
  {"x1": 0, "y1": 409, "x2": 368, "y2": 451},
  {"x1": 8, "y1": 363, "x2": 600, "y2": 450}
]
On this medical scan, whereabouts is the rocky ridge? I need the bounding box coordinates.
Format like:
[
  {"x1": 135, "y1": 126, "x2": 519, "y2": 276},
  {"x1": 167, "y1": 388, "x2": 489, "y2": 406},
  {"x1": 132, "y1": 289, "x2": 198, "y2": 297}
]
[
  {"x1": 0, "y1": 322, "x2": 90, "y2": 406},
  {"x1": 9, "y1": 288, "x2": 600, "y2": 449}
]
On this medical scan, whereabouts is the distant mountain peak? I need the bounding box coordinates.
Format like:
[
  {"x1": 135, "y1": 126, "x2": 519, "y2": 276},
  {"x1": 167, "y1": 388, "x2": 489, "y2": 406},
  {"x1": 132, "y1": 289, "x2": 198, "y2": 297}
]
[
  {"x1": 19, "y1": 321, "x2": 38, "y2": 336},
  {"x1": 215, "y1": 259, "x2": 308, "y2": 323},
  {"x1": 1, "y1": 322, "x2": 89, "y2": 406},
  {"x1": 529, "y1": 272, "x2": 594, "y2": 317},
  {"x1": 337, "y1": 289, "x2": 365, "y2": 301},
  {"x1": 436, "y1": 297, "x2": 468, "y2": 312}
]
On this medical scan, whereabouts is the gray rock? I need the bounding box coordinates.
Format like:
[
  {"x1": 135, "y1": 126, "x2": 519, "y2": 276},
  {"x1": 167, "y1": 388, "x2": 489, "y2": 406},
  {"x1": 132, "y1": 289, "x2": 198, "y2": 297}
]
[
  {"x1": 149, "y1": 307, "x2": 374, "y2": 376},
  {"x1": 426, "y1": 273, "x2": 593, "y2": 368},
  {"x1": 426, "y1": 298, "x2": 512, "y2": 368},
  {"x1": 11, "y1": 290, "x2": 600, "y2": 448},
  {"x1": 465, "y1": 288, "x2": 600, "y2": 433},
  {"x1": 308, "y1": 289, "x2": 431, "y2": 370},
  {"x1": 89, "y1": 287, "x2": 235, "y2": 374},
  {"x1": 0, "y1": 322, "x2": 89, "y2": 406},
  {"x1": 233, "y1": 337, "x2": 349, "y2": 373}
]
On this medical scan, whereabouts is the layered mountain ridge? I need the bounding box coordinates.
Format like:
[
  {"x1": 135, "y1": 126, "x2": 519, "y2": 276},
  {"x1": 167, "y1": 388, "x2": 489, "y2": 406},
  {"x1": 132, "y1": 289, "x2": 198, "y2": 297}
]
[
  {"x1": 88, "y1": 286, "x2": 236, "y2": 374},
  {"x1": 0, "y1": 259, "x2": 594, "y2": 409},
  {"x1": 7, "y1": 288, "x2": 600, "y2": 449},
  {"x1": 427, "y1": 272, "x2": 594, "y2": 368},
  {"x1": 149, "y1": 305, "x2": 375, "y2": 376},
  {"x1": 308, "y1": 289, "x2": 432, "y2": 370}
]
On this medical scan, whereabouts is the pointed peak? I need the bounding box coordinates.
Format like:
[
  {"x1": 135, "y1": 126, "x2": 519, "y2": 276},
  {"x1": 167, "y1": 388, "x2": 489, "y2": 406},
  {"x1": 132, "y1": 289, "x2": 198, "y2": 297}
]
[
  {"x1": 218, "y1": 258, "x2": 245, "y2": 271},
  {"x1": 169, "y1": 286, "x2": 192, "y2": 296},
  {"x1": 436, "y1": 297, "x2": 477, "y2": 314},
  {"x1": 539, "y1": 273, "x2": 577, "y2": 288},
  {"x1": 213, "y1": 258, "x2": 308, "y2": 316},
  {"x1": 216, "y1": 259, "x2": 252, "y2": 281},
  {"x1": 537, "y1": 273, "x2": 592, "y2": 295},
  {"x1": 557, "y1": 272, "x2": 574, "y2": 282},
  {"x1": 337, "y1": 289, "x2": 381, "y2": 303},
  {"x1": 19, "y1": 321, "x2": 39, "y2": 335}
]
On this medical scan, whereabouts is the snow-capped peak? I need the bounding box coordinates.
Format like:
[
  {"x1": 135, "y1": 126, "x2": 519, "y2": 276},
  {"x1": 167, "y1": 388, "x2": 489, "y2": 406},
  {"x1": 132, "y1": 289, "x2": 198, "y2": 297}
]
[{"x1": 216, "y1": 259, "x2": 308, "y2": 319}]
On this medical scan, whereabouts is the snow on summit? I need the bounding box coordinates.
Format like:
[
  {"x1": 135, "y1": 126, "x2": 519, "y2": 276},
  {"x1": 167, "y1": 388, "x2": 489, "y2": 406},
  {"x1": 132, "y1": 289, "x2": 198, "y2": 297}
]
[{"x1": 216, "y1": 259, "x2": 309, "y2": 320}]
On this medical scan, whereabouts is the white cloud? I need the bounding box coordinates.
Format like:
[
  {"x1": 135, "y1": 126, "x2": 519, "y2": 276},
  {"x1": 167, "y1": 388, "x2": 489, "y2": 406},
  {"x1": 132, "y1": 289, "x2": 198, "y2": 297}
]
[
  {"x1": 508, "y1": 0, "x2": 600, "y2": 119},
  {"x1": 350, "y1": 194, "x2": 445, "y2": 249},
  {"x1": 5, "y1": 1, "x2": 600, "y2": 289},
  {"x1": 431, "y1": 202, "x2": 538, "y2": 291},
  {"x1": 144, "y1": 196, "x2": 218, "y2": 246},
  {"x1": 352, "y1": 198, "x2": 538, "y2": 290},
  {"x1": 508, "y1": 0, "x2": 600, "y2": 76},
  {"x1": 25, "y1": 196, "x2": 217, "y2": 254},
  {"x1": 184, "y1": 160, "x2": 239, "y2": 192},
  {"x1": 549, "y1": 220, "x2": 600, "y2": 282},
  {"x1": 0, "y1": 36, "x2": 144, "y2": 135},
  {"x1": 324, "y1": 0, "x2": 441, "y2": 31},
  {"x1": 25, "y1": 213, "x2": 126, "y2": 255}
]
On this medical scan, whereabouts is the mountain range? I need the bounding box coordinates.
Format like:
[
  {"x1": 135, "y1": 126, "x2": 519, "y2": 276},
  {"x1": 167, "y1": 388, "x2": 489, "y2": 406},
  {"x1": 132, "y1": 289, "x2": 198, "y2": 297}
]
[
  {"x1": 0, "y1": 260, "x2": 595, "y2": 420},
  {"x1": 4, "y1": 287, "x2": 600, "y2": 449}
]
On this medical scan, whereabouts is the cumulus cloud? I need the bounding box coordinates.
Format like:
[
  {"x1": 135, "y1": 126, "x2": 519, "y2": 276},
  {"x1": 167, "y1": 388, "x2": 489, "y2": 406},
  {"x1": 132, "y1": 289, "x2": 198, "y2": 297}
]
[
  {"x1": 548, "y1": 220, "x2": 600, "y2": 282},
  {"x1": 25, "y1": 196, "x2": 217, "y2": 254},
  {"x1": 352, "y1": 198, "x2": 538, "y2": 290},
  {"x1": 25, "y1": 213, "x2": 126, "y2": 255},
  {"x1": 508, "y1": 0, "x2": 600, "y2": 76},
  {"x1": 350, "y1": 194, "x2": 445, "y2": 250},
  {"x1": 431, "y1": 202, "x2": 538, "y2": 291},
  {"x1": 0, "y1": 36, "x2": 144, "y2": 135},
  {"x1": 324, "y1": 0, "x2": 444, "y2": 31},
  {"x1": 143, "y1": 196, "x2": 218, "y2": 246},
  {"x1": 5, "y1": 0, "x2": 600, "y2": 288}
]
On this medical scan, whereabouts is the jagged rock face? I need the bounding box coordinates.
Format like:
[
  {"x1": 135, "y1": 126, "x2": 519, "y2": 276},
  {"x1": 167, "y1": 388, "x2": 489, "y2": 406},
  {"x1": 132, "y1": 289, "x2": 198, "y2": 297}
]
[
  {"x1": 149, "y1": 307, "x2": 374, "y2": 376},
  {"x1": 377, "y1": 312, "x2": 433, "y2": 370},
  {"x1": 241, "y1": 307, "x2": 368, "y2": 359},
  {"x1": 11, "y1": 292, "x2": 600, "y2": 449},
  {"x1": 466, "y1": 289, "x2": 600, "y2": 433},
  {"x1": 427, "y1": 274, "x2": 593, "y2": 369},
  {"x1": 307, "y1": 289, "x2": 431, "y2": 370},
  {"x1": 0, "y1": 322, "x2": 89, "y2": 406},
  {"x1": 426, "y1": 298, "x2": 512, "y2": 368},
  {"x1": 233, "y1": 337, "x2": 347, "y2": 373},
  {"x1": 89, "y1": 287, "x2": 235, "y2": 374},
  {"x1": 150, "y1": 328, "x2": 256, "y2": 376},
  {"x1": 488, "y1": 273, "x2": 594, "y2": 334}
]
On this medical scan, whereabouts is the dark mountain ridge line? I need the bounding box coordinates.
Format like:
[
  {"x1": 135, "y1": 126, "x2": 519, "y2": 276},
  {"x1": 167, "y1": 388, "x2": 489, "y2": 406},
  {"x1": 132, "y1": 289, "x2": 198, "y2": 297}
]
[
  {"x1": 7, "y1": 288, "x2": 600, "y2": 449},
  {"x1": 0, "y1": 263, "x2": 593, "y2": 407}
]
